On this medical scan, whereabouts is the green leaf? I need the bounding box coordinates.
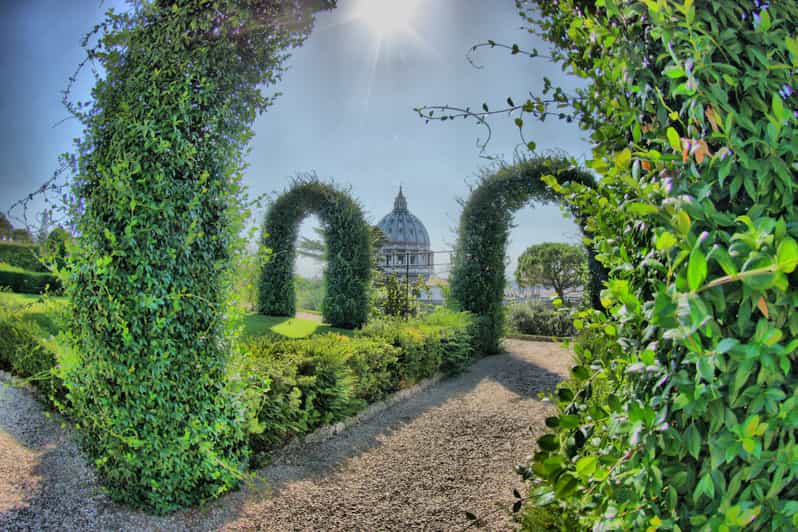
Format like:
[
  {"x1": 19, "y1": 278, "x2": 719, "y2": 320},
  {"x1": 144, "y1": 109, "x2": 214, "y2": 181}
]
[
  {"x1": 626, "y1": 202, "x2": 658, "y2": 216},
  {"x1": 773, "y1": 93, "x2": 785, "y2": 120},
  {"x1": 559, "y1": 415, "x2": 580, "y2": 429},
  {"x1": 538, "y1": 434, "x2": 559, "y2": 451},
  {"x1": 665, "y1": 65, "x2": 686, "y2": 78},
  {"x1": 777, "y1": 237, "x2": 798, "y2": 273},
  {"x1": 758, "y1": 9, "x2": 771, "y2": 31},
  {"x1": 688, "y1": 246, "x2": 708, "y2": 291},
  {"x1": 685, "y1": 424, "x2": 701, "y2": 459},
  {"x1": 694, "y1": 473, "x2": 715, "y2": 502},
  {"x1": 667, "y1": 127, "x2": 681, "y2": 151},
  {"x1": 571, "y1": 365, "x2": 590, "y2": 380},
  {"x1": 575, "y1": 455, "x2": 598, "y2": 478},
  {"x1": 656, "y1": 231, "x2": 678, "y2": 251}
]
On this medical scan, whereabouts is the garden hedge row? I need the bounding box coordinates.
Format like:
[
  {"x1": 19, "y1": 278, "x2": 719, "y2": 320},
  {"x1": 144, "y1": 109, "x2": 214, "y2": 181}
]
[
  {"x1": 0, "y1": 268, "x2": 62, "y2": 295},
  {"x1": 0, "y1": 304, "x2": 66, "y2": 401},
  {"x1": 0, "y1": 242, "x2": 47, "y2": 272},
  {"x1": 239, "y1": 308, "x2": 474, "y2": 453},
  {"x1": 2, "y1": 303, "x2": 474, "y2": 463},
  {"x1": 506, "y1": 302, "x2": 576, "y2": 338}
]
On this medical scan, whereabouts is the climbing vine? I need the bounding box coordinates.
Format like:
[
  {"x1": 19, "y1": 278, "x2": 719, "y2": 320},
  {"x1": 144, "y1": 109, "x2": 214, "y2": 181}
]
[
  {"x1": 449, "y1": 155, "x2": 597, "y2": 354},
  {"x1": 509, "y1": 1, "x2": 798, "y2": 530},
  {"x1": 258, "y1": 177, "x2": 372, "y2": 329},
  {"x1": 63, "y1": 0, "x2": 333, "y2": 513}
]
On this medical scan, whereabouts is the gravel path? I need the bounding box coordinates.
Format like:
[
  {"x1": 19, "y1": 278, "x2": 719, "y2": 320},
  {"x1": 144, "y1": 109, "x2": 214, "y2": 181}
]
[{"x1": 0, "y1": 340, "x2": 571, "y2": 531}]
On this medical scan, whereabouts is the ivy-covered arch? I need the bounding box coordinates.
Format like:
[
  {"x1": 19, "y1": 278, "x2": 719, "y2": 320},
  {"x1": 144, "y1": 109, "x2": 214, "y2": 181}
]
[
  {"x1": 449, "y1": 155, "x2": 601, "y2": 354},
  {"x1": 258, "y1": 178, "x2": 372, "y2": 329}
]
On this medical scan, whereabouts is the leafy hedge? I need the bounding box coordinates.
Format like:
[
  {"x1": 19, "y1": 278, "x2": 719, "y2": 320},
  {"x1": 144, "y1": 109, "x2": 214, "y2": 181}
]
[
  {"x1": 0, "y1": 300, "x2": 66, "y2": 401},
  {"x1": 0, "y1": 266, "x2": 61, "y2": 295},
  {"x1": 239, "y1": 308, "x2": 474, "y2": 453},
  {"x1": 449, "y1": 156, "x2": 597, "y2": 354},
  {"x1": 62, "y1": 1, "x2": 333, "y2": 513},
  {"x1": 506, "y1": 302, "x2": 575, "y2": 338},
  {"x1": 258, "y1": 177, "x2": 372, "y2": 329},
  {"x1": 0, "y1": 242, "x2": 46, "y2": 272},
  {"x1": 516, "y1": 1, "x2": 798, "y2": 530}
]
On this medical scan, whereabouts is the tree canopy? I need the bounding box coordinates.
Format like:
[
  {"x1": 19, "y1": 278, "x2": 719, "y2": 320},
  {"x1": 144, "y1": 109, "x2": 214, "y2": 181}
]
[{"x1": 515, "y1": 242, "x2": 586, "y2": 302}]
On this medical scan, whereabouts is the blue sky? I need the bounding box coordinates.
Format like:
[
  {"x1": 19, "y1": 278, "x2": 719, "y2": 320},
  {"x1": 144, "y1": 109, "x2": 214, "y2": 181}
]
[{"x1": 0, "y1": 0, "x2": 591, "y2": 278}]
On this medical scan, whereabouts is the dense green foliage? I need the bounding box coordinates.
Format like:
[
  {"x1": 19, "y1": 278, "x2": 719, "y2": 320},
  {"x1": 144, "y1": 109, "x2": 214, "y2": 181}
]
[
  {"x1": 0, "y1": 214, "x2": 11, "y2": 240},
  {"x1": 63, "y1": 0, "x2": 333, "y2": 513},
  {"x1": 372, "y1": 273, "x2": 427, "y2": 318},
  {"x1": 511, "y1": 1, "x2": 798, "y2": 529},
  {"x1": 216, "y1": 308, "x2": 473, "y2": 455},
  {"x1": 516, "y1": 242, "x2": 586, "y2": 302},
  {"x1": 294, "y1": 275, "x2": 325, "y2": 312},
  {"x1": 506, "y1": 301, "x2": 575, "y2": 338},
  {"x1": 449, "y1": 156, "x2": 596, "y2": 354},
  {"x1": 0, "y1": 265, "x2": 61, "y2": 295},
  {"x1": 258, "y1": 178, "x2": 372, "y2": 329},
  {"x1": 0, "y1": 295, "x2": 67, "y2": 401},
  {"x1": 0, "y1": 242, "x2": 47, "y2": 272}
]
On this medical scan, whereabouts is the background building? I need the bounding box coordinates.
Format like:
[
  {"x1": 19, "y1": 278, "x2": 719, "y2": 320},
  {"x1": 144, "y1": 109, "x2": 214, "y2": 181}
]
[{"x1": 376, "y1": 188, "x2": 434, "y2": 280}]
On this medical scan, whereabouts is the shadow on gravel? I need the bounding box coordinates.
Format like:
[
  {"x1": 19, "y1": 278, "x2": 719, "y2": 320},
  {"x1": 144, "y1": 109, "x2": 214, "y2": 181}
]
[
  {"x1": 253, "y1": 345, "x2": 567, "y2": 491},
  {"x1": 0, "y1": 341, "x2": 570, "y2": 530}
]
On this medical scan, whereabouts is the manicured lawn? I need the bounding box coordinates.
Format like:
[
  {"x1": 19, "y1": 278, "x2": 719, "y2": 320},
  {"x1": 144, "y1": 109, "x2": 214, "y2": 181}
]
[
  {"x1": 0, "y1": 291, "x2": 344, "y2": 340},
  {"x1": 241, "y1": 314, "x2": 350, "y2": 339}
]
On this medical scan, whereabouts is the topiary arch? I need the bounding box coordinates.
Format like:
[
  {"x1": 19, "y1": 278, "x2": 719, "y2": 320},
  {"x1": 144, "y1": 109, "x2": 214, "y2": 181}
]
[
  {"x1": 449, "y1": 155, "x2": 602, "y2": 354},
  {"x1": 258, "y1": 177, "x2": 372, "y2": 329}
]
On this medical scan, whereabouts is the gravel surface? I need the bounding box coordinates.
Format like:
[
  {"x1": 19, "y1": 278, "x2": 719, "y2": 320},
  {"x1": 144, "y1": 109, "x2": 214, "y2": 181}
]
[{"x1": 0, "y1": 339, "x2": 571, "y2": 531}]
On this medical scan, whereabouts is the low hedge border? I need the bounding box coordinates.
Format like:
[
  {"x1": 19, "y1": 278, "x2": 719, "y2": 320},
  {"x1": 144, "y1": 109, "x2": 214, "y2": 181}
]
[
  {"x1": 265, "y1": 371, "x2": 444, "y2": 465},
  {"x1": 0, "y1": 269, "x2": 62, "y2": 295},
  {"x1": 0, "y1": 242, "x2": 47, "y2": 272},
  {"x1": 504, "y1": 333, "x2": 572, "y2": 343},
  {"x1": 1, "y1": 304, "x2": 476, "y2": 469}
]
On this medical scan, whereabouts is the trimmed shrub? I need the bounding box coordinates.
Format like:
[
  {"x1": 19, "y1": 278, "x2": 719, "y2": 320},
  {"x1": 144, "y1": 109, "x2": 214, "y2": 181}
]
[
  {"x1": 0, "y1": 265, "x2": 61, "y2": 295},
  {"x1": 0, "y1": 242, "x2": 46, "y2": 272},
  {"x1": 240, "y1": 335, "x2": 370, "y2": 452},
  {"x1": 506, "y1": 302, "x2": 575, "y2": 338},
  {"x1": 240, "y1": 308, "x2": 474, "y2": 454},
  {"x1": 0, "y1": 306, "x2": 65, "y2": 401},
  {"x1": 258, "y1": 177, "x2": 372, "y2": 329},
  {"x1": 449, "y1": 156, "x2": 598, "y2": 355},
  {"x1": 358, "y1": 307, "x2": 475, "y2": 380}
]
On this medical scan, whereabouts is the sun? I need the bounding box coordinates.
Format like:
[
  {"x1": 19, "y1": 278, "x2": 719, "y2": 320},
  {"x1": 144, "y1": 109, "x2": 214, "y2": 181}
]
[{"x1": 354, "y1": 0, "x2": 422, "y2": 38}]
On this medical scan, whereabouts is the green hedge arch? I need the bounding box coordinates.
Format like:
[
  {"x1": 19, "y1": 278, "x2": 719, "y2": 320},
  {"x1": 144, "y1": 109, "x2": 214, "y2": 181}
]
[
  {"x1": 449, "y1": 155, "x2": 601, "y2": 354},
  {"x1": 258, "y1": 177, "x2": 372, "y2": 329}
]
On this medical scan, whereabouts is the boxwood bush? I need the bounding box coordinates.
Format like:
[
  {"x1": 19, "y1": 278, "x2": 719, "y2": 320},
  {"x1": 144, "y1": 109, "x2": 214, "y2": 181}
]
[{"x1": 0, "y1": 264, "x2": 61, "y2": 295}]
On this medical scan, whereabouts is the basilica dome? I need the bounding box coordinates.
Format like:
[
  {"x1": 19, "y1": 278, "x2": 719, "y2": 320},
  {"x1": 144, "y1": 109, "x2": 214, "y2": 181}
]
[
  {"x1": 376, "y1": 187, "x2": 434, "y2": 280},
  {"x1": 377, "y1": 187, "x2": 430, "y2": 247}
]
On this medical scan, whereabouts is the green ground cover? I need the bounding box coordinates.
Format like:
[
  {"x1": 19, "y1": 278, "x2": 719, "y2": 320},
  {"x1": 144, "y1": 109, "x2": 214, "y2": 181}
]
[{"x1": 241, "y1": 314, "x2": 347, "y2": 339}]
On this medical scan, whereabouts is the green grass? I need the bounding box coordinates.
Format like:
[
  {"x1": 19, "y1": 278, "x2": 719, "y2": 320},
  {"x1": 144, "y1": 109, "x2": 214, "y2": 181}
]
[
  {"x1": 241, "y1": 314, "x2": 350, "y2": 339},
  {"x1": 0, "y1": 291, "x2": 344, "y2": 341},
  {"x1": 0, "y1": 262, "x2": 34, "y2": 274},
  {"x1": 0, "y1": 291, "x2": 66, "y2": 336}
]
